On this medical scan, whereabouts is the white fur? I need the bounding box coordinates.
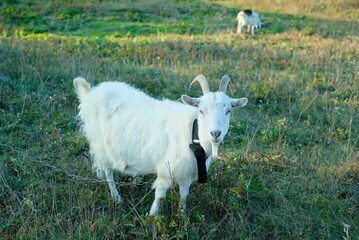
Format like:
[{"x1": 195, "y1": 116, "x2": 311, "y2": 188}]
[
  {"x1": 73, "y1": 75, "x2": 247, "y2": 215},
  {"x1": 236, "y1": 10, "x2": 262, "y2": 35}
]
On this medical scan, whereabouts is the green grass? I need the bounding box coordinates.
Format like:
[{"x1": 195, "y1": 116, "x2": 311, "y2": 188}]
[{"x1": 1, "y1": 0, "x2": 358, "y2": 239}]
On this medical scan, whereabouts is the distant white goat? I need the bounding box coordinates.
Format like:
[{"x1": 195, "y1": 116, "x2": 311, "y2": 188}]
[
  {"x1": 236, "y1": 10, "x2": 262, "y2": 35},
  {"x1": 73, "y1": 75, "x2": 247, "y2": 215}
]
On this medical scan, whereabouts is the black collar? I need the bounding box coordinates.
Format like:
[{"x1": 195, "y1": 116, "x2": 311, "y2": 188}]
[{"x1": 189, "y1": 119, "x2": 208, "y2": 184}]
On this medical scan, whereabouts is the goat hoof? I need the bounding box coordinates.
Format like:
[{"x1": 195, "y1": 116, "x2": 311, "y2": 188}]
[
  {"x1": 178, "y1": 208, "x2": 187, "y2": 218},
  {"x1": 112, "y1": 195, "x2": 122, "y2": 202},
  {"x1": 147, "y1": 215, "x2": 156, "y2": 222}
]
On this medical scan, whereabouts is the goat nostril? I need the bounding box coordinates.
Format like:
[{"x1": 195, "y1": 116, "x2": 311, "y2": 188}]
[{"x1": 211, "y1": 130, "x2": 221, "y2": 138}]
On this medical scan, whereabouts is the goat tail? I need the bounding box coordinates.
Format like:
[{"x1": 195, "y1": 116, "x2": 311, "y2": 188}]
[{"x1": 73, "y1": 77, "x2": 91, "y2": 101}]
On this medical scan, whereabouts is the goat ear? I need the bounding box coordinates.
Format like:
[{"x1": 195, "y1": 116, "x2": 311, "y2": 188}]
[
  {"x1": 181, "y1": 95, "x2": 200, "y2": 107},
  {"x1": 231, "y1": 97, "x2": 248, "y2": 108}
]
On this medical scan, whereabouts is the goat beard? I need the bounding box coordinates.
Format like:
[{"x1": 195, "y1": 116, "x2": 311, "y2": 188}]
[{"x1": 211, "y1": 143, "x2": 220, "y2": 159}]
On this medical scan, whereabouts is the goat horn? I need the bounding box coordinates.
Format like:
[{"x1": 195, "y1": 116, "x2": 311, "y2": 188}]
[
  {"x1": 219, "y1": 75, "x2": 231, "y2": 93},
  {"x1": 190, "y1": 74, "x2": 210, "y2": 94}
]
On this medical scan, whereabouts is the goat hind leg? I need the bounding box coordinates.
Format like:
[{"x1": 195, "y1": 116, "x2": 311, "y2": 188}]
[{"x1": 105, "y1": 169, "x2": 122, "y2": 202}]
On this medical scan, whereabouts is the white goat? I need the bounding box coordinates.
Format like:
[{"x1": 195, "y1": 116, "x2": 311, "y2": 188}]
[
  {"x1": 236, "y1": 10, "x2": 262, "y2": 35},
  {"x1": 73, "y1": 75, "x2": 247, "y2": 215}
]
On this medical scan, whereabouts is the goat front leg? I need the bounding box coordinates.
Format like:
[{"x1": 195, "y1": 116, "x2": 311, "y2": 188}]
[
  {"x1": 179, "y1": 182, "x2": 191, "y2": 213},
  {"x1": 237, "y1": 22, "x2": 243, "y2": 33},
  {"x1": 105, "y1": 169, "x2": 122, "y2": 202},
  {"x1": 149, "y1": 179, "x2": 171, "y2": 215}
]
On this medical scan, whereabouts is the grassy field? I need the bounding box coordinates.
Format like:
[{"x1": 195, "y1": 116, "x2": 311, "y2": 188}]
[{"x1": 0, "y1": 0, "x2": 358, "y2": 239}]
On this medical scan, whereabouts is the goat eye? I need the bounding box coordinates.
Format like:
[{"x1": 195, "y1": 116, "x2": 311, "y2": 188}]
[
  {"x1": 226, "y1": 110, "x2": 231, "y2": 115},
  {"x1": 200, "y1": 110, "x2": 204, "y2": 115}
]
